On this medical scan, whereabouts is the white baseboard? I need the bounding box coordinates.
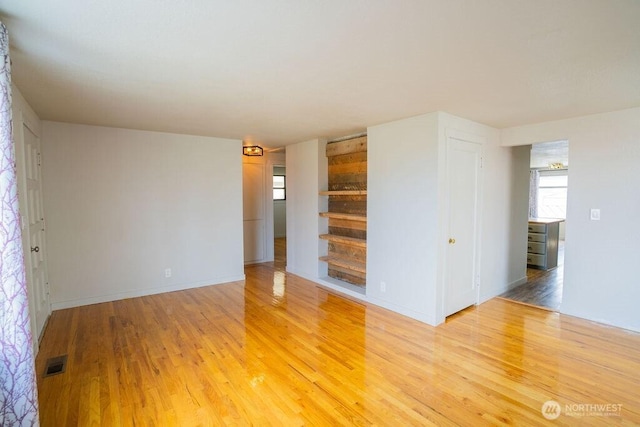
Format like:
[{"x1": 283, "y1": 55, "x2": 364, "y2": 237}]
[
  {"x1": 286, "y1": 269, "x2": 437, "y2": 326},
  {"x1": 50, "y1": 274, "x2": 246, "y2": 310},
  {"x1": 508, "y1": 276, "x2": 528, "y2": 290},
  {"x1": 478, "y1": 276, "x2": 527, "y2": 305}
]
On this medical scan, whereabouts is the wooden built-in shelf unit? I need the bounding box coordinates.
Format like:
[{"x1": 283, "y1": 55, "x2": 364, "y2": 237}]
[
  {"x1": 318, "y1": 190, "x2": 367, "y2": 196},
  {"x1": 319, "y1": 135, "x2": 367, "y2": 286}
]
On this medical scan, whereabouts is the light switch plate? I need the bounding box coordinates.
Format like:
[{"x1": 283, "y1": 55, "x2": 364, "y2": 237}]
[{"x1": 590, "y1": 209, "x2": 600, "y2": 221}]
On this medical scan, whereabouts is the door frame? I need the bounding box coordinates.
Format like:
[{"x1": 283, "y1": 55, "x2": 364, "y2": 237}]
[
  {"x1": 437, "y1": 128, "x2": 484, "y2": 323},
  {"x1": 265, "y1": 151, "x2": 286, "y2": 264},
  {"x1": 13, "y1": 106, "x2": 51, "y2": 353}
]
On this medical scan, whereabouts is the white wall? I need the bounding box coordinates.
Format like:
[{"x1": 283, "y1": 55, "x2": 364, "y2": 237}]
[
  {"x1": 286, "y1": 112, "x2": 525, "y2": 325},
  {"x1": 502, "y1": 107, "x2": 640, "y2": 332},
  {"x1": 367, "y1": 113, "x2": 440, "y2": 323},
  {"x1": 367, "y1": 112, "x2": 526, "y2": 325},
  {"x1": 507, "y1": 145, "x2": 532, "y2": 286},
  {"x1": 42, "y1": 122, "x2": 245, "y2": 309},
  {"x1": 285, "y1": 139, "x2": 327, "y2": 280}
]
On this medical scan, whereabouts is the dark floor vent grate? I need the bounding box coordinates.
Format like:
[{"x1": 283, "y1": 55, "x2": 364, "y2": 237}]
[{"x1": 43, "y1": 355, "x2": 68, "y2": 377}]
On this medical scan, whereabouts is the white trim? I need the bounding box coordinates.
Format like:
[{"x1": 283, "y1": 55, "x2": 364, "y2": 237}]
[
  {"x1": 489, "y1": 276, "x2": 528, "y2": 301},
  {"x1": 326, "y1": 132, "x2": 367, "y2": 143},
  {"x1": 444, "y1": 128, "x2": 486, "y2": 146},
  {"x1": 288, "y1": 269, "x2": 436, "y2": 326},
  {"x1": 437, "y1": 128, "x2": 485, "y2": 324},
  {"x1": 12, "y1": 87, "x2": 51, "y2": 355}
]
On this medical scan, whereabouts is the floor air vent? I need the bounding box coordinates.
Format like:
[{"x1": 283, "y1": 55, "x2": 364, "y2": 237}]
[{"x1": 44, "y1": 355, "x2": 68, "y2": 377}]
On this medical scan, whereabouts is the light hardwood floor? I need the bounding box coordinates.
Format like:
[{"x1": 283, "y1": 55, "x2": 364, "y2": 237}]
[
  {"x1": 274, "y1": 237, "x2": 286, "y2": 270},
  {"x1": 36, "y1": 261, "x2": 640, "y2": 425}
]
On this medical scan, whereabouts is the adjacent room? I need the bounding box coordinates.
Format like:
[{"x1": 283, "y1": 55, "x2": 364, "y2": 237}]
[
  {"x1": 501, "y1": 140, "x2": 569, "y2": 311},
  {"x1": 1, "y1": 1, "x2": 639, "y2": 425}
]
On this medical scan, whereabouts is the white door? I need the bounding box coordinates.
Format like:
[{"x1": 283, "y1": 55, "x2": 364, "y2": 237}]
[
  {"x1": 444, "y1": 134, "x2": 482, "y2": 316},
  {"x1": 19, "y1": 122, "x2": 51, "y2": 344}
]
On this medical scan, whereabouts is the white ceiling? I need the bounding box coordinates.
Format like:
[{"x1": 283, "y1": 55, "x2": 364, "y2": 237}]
[{"x1": 1, "y1": 1, "x2": 639, "y2": 149}]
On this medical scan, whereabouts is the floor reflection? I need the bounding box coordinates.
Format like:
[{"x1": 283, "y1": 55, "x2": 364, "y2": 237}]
[
  {"x1": 272, "y1": 271, "x2": 286, "y2": 304},
  {"x1": 236, "y1": 257, "x2": 639, "y2": 424}
]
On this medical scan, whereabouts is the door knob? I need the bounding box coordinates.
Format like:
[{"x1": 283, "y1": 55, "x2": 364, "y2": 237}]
[
  {"x1": 448, "y1": 238, "x2": 456, "y2": 244},
  {"x1": 31, "y1": 246, "x2": 39, "y2": 253}
]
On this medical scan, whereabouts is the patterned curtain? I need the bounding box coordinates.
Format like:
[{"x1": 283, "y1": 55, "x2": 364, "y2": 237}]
[
  {"x1": 0, "y1": 22, "x2": 40, "y2": 426},
  {"x1": 528, "y1": 169, "x2": 539, "y2": 219}
]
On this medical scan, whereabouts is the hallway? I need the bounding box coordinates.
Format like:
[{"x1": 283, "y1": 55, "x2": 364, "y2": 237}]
[
  {"x1": 500, "y1": 241, "x2": 564, "y2": 311},
  {"x1": 274, "y1": 237, "x2": 286, "y2": 270}
]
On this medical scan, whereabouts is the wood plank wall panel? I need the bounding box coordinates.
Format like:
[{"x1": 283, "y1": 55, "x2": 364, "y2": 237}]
[
  {"x1": 327, "y1": 225, "x2": 367, "y2": 240},
  {"x1": 327, "y1": 264, "x2": 366, "y2": 286},
  {"x1": 328, "y1": 218, "x2": 367, "y2": 232},
  {"x1": 328, "y1": 151, "x2": 367, "y2": 192},
  {"x1": 325, "y1": 136, "x2": 367, "y2": 157},
  {"x1": 328, "y1": 242, "x2": 366, "y2": 263},
  {"x1": 324, "y1": 136, "x2": 367, "y2": 286},
  {"x1": 328, "y1": 196, "x2": 367, "y2": 215}
]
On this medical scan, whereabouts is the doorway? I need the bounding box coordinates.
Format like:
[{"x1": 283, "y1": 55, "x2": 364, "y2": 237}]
[
  {"x1": 501, "y1": 140, "x2": 569, "y2": 310},
  {"x1": 273, "y1": 165, "x2": 287, "y2": 269}
]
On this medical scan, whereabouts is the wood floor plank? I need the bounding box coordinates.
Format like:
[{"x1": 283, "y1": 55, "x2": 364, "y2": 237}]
[
  {"x1": 501, "y1": 241, "x2": 565, "y2": 310},
  {"x1": 35, "y1": 262, "x2": 640, "y2": 425}
]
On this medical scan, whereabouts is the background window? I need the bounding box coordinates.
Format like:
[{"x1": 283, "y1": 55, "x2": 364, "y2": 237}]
[
  {"x1": 537, "y1": 170, "x2": 568, "y2": 219},
  {"x1": 273, "y1": 175, "x2": 286, "y2": 200}
]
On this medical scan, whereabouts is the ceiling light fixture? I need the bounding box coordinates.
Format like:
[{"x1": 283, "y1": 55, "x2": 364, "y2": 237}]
[{"x1": 243, "y1": 145, "x2": 263, "y2": 156}]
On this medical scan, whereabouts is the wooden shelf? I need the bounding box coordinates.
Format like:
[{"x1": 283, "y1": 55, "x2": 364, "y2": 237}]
[
  {"x1": 319, "y1": 212, "x2": 367, "y2": 222},
  {"x1": 319, "y1": 190, "x2": 367, "y2": 196},
  {"x1": 319, "y1": 256, "x2": 366, "y2": 274},
  {"x1": 321, "y1": 135, "x2": 368, "y2": 287},
  {"x1": 319, "y1": 234, "x2": 367, "y2": 248}
]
